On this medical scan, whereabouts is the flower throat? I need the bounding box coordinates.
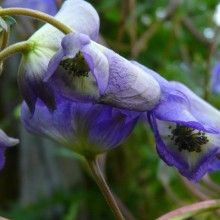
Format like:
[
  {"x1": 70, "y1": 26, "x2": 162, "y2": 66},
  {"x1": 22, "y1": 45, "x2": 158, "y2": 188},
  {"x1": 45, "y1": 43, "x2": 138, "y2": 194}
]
[
  {"x1": 59, "y1": 53, "x2": 90, "y2": 77},
  {"x1": 168, "y1": 124, "x2": 209, "y2": 153}
]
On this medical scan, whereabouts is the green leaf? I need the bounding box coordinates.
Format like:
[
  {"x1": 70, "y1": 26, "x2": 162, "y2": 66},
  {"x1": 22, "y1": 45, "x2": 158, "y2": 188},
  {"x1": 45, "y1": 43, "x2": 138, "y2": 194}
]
[
  {"x1": 0, "y1": 17, "x2": 8, "y2": 32},
  {"x1": 3, "y1": 16, "x2": 17, "y2": 27},
  {"x1": 0, "y1": 16, "x2": 16, "y2": 32}
]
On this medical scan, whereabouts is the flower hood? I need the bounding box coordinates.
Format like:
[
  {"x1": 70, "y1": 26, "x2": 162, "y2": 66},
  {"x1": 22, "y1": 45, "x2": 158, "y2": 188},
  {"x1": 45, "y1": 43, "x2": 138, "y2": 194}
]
[{"x1": 45, "y1": 32, "x2": 161, "y2": 112}]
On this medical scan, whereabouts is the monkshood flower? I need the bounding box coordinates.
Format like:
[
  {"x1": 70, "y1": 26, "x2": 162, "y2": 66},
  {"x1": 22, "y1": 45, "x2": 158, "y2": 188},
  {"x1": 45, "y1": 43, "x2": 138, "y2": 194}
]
[
  {"x1": 133, "y1": 61, "x2": 220, "y2": 183},
  {"x1": 45, "y1": 32, "x2": 161, "y2": 112},
  {"x1": 0, "y1": 129, "x2": 19, "y2": 169},
  {"x1": 3, "y1": 0, "x2": 57, "y2": 15},
  {"x1": 211, "y1": 61, "x2": 220, "y2": 94},
  {"x1": 18, "y1": 0, "x2": 100, "y2": 113},
  {"x1": 21, "y1": 96, "x2": 140, "y2": 157}
]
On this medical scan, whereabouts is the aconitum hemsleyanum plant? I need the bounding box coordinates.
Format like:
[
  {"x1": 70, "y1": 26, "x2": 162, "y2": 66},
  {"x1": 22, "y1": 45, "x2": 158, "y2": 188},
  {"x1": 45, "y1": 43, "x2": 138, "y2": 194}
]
[
  {"x1": 2, "y1": 0, "x2": 220, "y2": 219},
  {"x1": 0, "y1": 0, "x2": 161, "y2": 219}
]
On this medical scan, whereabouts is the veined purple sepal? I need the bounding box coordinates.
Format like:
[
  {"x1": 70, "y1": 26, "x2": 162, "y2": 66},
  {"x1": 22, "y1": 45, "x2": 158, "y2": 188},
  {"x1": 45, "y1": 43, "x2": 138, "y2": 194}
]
[
  {"x1": 46, "y1": 32, "x2": 161, "y2": 112},
  {"x1": 21, "y1": 96, "x2": 140, "y2": 157}
]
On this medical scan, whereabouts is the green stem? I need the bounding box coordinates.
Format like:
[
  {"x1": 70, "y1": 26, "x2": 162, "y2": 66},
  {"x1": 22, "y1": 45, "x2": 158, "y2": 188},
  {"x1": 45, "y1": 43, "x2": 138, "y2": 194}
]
[
  {"x1": 86, "y1": 157, "x2": 125, "y2": 220},
  {"x1": 1, "y1": 27, "x2": 10, "y2": 50},
  {"x1": 0, "y1": 8, "x2": 73, "y2": 34},
  {"x1": 0, "y1": 41, "x2": 34, "y2": 61}
]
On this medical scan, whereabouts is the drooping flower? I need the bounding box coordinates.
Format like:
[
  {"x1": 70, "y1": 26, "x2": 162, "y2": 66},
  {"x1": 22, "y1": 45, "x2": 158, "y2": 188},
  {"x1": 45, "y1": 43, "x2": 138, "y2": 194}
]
[
  {"x1": 3, "y1": 0, "x2": 58, "y2": 15},
  {"x1": 211, "y1": 61, "x2": 220, "y2": 94},
  {"x1": 133, "y1": 61, "x2": 220, "y2": 182},
  {"x1": 21, "y1": 95, "x2": 140, "y2": 157},
  {"x1": 19, "y1": 0, "x2": 161, "y2": 160},
  {"x1": 45, "y1": 32, "x2": 161, "y2": 112},
  {"x1": 18, "y1": 0, "x2": 100, "y2": 113},
  {"x1": 0, "y1": 129, "x2": 19, "y2": 169}
]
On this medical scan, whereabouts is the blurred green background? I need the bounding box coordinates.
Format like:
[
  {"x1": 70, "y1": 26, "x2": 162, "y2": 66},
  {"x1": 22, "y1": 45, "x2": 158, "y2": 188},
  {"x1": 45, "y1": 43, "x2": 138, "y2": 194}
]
[{"x1": 1, "y1": 0, "x2": 220, "y2": 219}]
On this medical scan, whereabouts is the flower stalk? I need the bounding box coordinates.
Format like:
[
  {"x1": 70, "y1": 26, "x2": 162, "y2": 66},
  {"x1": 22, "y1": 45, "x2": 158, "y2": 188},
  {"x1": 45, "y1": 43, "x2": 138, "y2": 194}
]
[
  {"x1": 0, "y1": 8, "x2": 73, "y2": 34},
  {"x1": 0, "y1": 27, "x2": 10, "y2": 75},
  {"x1": 1, "y1": 27, "x2": 10, "y2": 50},
  {"x1": 0, "y1": 41, "x2": 34, "y2": 61},
  {"x1": 86, "y1": 157, "x2": 125, "y2": 220}
]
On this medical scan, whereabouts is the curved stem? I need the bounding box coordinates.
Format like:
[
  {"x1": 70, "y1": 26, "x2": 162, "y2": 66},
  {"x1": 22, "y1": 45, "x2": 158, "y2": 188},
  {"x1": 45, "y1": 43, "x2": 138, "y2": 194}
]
[
  {"x1": 0, "y1": 41, "x2": 34, "y2": 61},
  {"x1": 157, "y1": 199, "x2": 220, "y2": 220},
  {"x1": 0, "y1": 8, "x2": 73, "y2": 34},
  {"x1": 86, "y1": 157, "x2": 125, "y2": 220}
]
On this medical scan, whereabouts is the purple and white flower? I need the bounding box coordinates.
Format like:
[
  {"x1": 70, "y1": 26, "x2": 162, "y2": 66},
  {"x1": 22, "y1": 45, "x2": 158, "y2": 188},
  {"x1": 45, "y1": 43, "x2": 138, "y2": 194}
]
[
  {"x1": 133, "y1": 62, "x2": 220, "y2": 182},
  {"x1": 19, "y1": 0, "x2": 161, "y2": 158},
  {"x1": 18, "y1": 0, "x2": 100, "y2": 113}
]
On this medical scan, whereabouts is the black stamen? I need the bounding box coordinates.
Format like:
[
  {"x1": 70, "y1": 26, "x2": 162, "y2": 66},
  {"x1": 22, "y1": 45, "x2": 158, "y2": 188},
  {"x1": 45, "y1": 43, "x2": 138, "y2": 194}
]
[
  {"x1": 59, "y1": 53, "x2": 90, "y2": 77},
  {"x1": 168, "y1": 124, "x2": 209, "y2": 153}
]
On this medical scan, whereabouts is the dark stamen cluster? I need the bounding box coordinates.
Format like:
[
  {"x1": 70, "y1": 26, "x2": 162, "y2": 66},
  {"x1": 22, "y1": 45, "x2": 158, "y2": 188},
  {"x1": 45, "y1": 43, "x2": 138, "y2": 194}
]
[
  {"x1": 59, "y1": 53, "x2": 90, "y2": 77},
  {"x1": 168, "y1": 124, "x2": 209, "y2": 153}
]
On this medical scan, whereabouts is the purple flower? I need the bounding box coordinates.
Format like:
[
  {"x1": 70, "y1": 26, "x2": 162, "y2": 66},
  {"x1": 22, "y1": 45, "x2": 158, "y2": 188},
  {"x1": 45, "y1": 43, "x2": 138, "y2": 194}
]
[
  {"x1": 18, "y1": 0, "x2": 100, "y2": 113},
  {"x1": 133, "y1": 61, "x2": 220, "y2": 183},
  {"x1": 3, "y1": 0, "x2": 57, "y2": 15},
  {"x1": 21, "y1": 96, "x2": 140, "y2": 157},
  {"x1": 0, "y1": 129, "x2": 19, "y2": 169},
  {"x1": 45, "y1": 32, "x2": 161, "y2": 112},
  {"x1": 211, "y1": 62, "x2": 220, "y2": 94},
  {"x1": 18, "y1": 0, "x2": 160, "y2": 158}
]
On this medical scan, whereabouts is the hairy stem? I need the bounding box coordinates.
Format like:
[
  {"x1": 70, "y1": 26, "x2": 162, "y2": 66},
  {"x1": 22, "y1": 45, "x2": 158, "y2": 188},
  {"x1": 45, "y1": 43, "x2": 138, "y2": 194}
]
[
  {"x1": 0, "y1": 8, "x2": 73, "y2": 34},
  {"x1": 86, "y1": 157, "x2": 125, "y2": 220}
]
